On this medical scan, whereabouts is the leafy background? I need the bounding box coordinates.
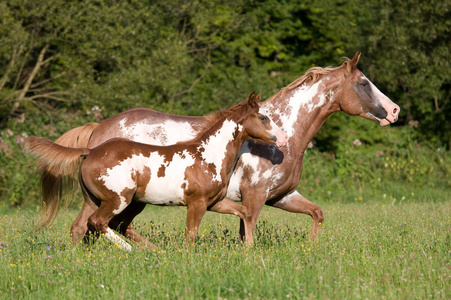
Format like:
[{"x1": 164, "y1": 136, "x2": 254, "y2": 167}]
[{"x1": 0, "y1": 0, "x2": 450, "y2": 207}]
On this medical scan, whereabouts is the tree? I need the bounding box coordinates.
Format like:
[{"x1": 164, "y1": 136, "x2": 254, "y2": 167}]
[{"x1": 311, "y1": 0, "x2": 451, "y2": 147}]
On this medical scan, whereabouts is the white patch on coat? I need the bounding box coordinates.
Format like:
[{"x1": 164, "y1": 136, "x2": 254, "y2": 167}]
[
  {"x1": 278, "y1": 189, "x2": 299, "y2": 205},
  {"x1": 198, "y1": 119, "x2": 242, "y2": 182},
  {"x1": 99, "y1": 153, "x2": 150, "y2": 214},
  {"x1": 262, "y1": 169, "x2": 272, "y2": 179},
  {"x1": 163, "y1": 120, "x2": 197, "y2": 144},
  {"x1": 245, "y1": 154, "x2": 263, "y2": 185},
  {"x1": 118, "y1": 118, "x2": 196, "y2": 145},
  {"x1": 275, "y1": 81, "x2": 327, "y2": 137},
  {"x1": 233, "y1": 147, "x2": 268, "y2": 187},
  {"x1": 226, "y1": 154, "x2": 262, "y2": 201},
  {"x1": 264, "y1": 171, "x2": 284, "y2": 198},
  {"x1": 98, "y1": 151, "x2": 195, "y2": 211},
  {"x1": 226, "y1": 164, "x2": 244, "y2": 201},
  {"x1": 226, "y1": 140, "x2": 252, "y2": 201},
  {"x1": 226, "y1": 139, "x2": 285, "y2": 201},
  {"x1": 141, "y1": 150, "x2": 195, "y2": 205}
]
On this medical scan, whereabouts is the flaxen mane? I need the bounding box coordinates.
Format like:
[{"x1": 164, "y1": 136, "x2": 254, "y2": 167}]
[{"x1": 266, "y1": 57, "x2": 353, "y2": 103}]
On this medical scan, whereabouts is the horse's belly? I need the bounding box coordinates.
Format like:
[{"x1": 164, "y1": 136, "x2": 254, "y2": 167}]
[
  {"x1": 139, "y1": 171, "x2": 188, "y2": 205},
  {"x1": 139, "y1": 177, "x2": 187, "y2": 206}
]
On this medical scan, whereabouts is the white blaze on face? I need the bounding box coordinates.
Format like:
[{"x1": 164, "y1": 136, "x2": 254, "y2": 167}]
[
  {"x1": 361, "y1": 75, "x2": 386, "y2": 103},
  {"x1": 119, "y1": 118, "x2": 196, "y2": 145},
  {"x1": 198, "y1": 119, "x2": 242, "y2": 183},
  {"x1": 360, "y1": 74, "x2": 394, "y2": 125},
  {"x1": 98, "y1": 150, "x2": 196, "y2": 212}
]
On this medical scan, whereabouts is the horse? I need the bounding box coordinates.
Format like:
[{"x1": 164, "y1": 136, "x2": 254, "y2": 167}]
[
  {"x1": 37, "y1": 52, "x2": 400, "y2": 245},
  {"x1": 24, "y1": 92, "x2": 288, "y2": 250}
]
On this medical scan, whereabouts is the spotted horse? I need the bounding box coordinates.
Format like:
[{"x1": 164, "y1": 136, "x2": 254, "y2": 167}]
[
  {"x1": 35, "y1": 53, "x2": 400, "y2": 246},
  {"x1": 24, "y1": 92, "x2": 287, "y2": 250}
]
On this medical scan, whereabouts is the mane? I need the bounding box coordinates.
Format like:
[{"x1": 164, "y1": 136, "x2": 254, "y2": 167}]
[
  {"x1": 192, "y1": 99, "x2": 250, "y2": 140},
  {"x1": 266, "y1": 57, "x2": 353, "y2": 103}
]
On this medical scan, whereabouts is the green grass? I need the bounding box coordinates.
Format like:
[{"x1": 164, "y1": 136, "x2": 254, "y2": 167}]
[{"x1": 0, "y1": 197, "x2": 449, "y2": 299}]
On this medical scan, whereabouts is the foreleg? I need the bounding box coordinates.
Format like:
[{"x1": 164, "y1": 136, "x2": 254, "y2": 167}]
[
  {"x1": 185, "y1": 201, "x2": 208, "y2": 244},
  {"x1": 239, "y1": 190, "x2": 268, "y2": 246},
  {"x1": 209, "y1": 198, "x2": 248, "y2": 220}
]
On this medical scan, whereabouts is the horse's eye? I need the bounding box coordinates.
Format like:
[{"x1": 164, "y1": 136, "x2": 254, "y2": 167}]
[
  {"x1": 361, "y1": 81, "x2": 369, "y2": 87},
  {"x1": 259, "y1": 115, "x2": 268, "y2": 122}
]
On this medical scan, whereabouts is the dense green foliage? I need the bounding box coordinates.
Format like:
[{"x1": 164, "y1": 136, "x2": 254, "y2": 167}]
[
  {"x1": 1, "y1": 0, "x2": 449, "y2": 140},
  {"x1": 0, "y1": 0, "x2": 450, "y2": 207},
  {"x1": 1, "y1": 200, "x2": 449, "y2": 298}
]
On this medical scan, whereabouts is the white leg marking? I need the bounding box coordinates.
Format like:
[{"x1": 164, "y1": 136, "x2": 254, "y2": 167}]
[{"x1": 105, "y1": 228, "x2": 132, "y2": 251}]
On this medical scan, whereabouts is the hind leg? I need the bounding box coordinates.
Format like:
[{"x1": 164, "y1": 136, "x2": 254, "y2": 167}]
[
  {"x1": 75, "y1": 175, "x2": 149, "y2": 247},
  {"x1": 70, "y1": 182, "x2": 102, "y2": 245},
  {"x1": 109, "y1": 201, "x2": 156, "y2": 249},
  {"x1": 70, "y1": 199, "x2": 98, "y2": 245},
  {"x1": 88, "y1": 198, "x2": 134, "y2": 251},
  {"x1": 269, "y1": 190, "x2": 324, "y2": 241},
  {"x1": 71, "y1": 192, "x2": 150, "y2": 246}
]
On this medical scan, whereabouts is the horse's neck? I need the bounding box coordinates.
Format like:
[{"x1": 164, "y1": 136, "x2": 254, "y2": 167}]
[
  {"x1": 262, "y1": 79, "x2": 337, "y2": 155},
  {"x1": 196, "y1": 117, "x2": 246, "y2": 183}
]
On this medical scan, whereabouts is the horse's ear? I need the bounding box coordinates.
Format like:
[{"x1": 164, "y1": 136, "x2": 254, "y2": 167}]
[
  {"x1": 255, "y1": 92, "x2": 262, "y2": 103},
  {"x1": 247, "y1": 91, "x2": 257, "y2": 108},
  {"x1": 349, "y1": 52, "x2": 361, "y2": 70}
]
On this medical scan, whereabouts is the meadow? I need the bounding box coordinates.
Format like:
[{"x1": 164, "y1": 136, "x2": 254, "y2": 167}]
[
  {"x1": 1, "y1": 107, "x2": 450, "y2": 299},
  {"x1": 1, "y1": 195, "x2": 449, "y2": 299}
]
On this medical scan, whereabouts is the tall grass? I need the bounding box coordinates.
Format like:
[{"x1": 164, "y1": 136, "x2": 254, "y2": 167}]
[
  {"x1": 1, "y1": 104, "x2": 450, "y2": 298},
  {"x1": 1, "y1": 197, "x2": 449, "y2": 299}
]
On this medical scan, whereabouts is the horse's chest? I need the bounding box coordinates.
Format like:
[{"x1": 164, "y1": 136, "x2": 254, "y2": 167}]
[{"x1": 226, "y1": 153, "x2": 287, "y2": 201}]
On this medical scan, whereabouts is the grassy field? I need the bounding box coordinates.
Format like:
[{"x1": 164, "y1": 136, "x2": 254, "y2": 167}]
[{"x1": 0, "y1": 196, "x2": 449, "y2": 299}]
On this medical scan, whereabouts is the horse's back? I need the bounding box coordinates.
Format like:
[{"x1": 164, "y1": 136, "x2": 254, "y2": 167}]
[{"x1": 87, "y1": 108, "x2": 207, "y2": 148}]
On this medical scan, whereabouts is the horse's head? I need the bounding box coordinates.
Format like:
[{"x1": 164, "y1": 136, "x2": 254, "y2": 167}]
[
  {"x1": 244, "y1": 92, "x2": 288, "y2": 147},
  {"x1": 336, "y1": 52, "x2": 400, "y2": 126}
]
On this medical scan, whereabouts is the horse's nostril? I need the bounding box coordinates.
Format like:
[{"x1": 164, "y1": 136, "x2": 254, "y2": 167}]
[{"x1": 393, "y1": 107, "x2": 398, "y2": 115}]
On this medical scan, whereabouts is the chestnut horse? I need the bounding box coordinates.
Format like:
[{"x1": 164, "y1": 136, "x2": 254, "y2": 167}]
[
  {"x1": 25, "y1": 92, "x2": 287, "y2": 250},
  {"x1": 38, "y1": 53, "x2": 400, "y2": 245}
]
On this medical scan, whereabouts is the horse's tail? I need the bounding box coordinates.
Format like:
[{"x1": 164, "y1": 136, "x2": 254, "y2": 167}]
[
  {"x1": 54, "y1": 122, "x2": 98, "y2": 149},
  {"x1": 24, "y1": 136, "x2": 91, "y2": 227},
  {"x1": 40, "y1": 123, "x2": 97, "y2": 227}
]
